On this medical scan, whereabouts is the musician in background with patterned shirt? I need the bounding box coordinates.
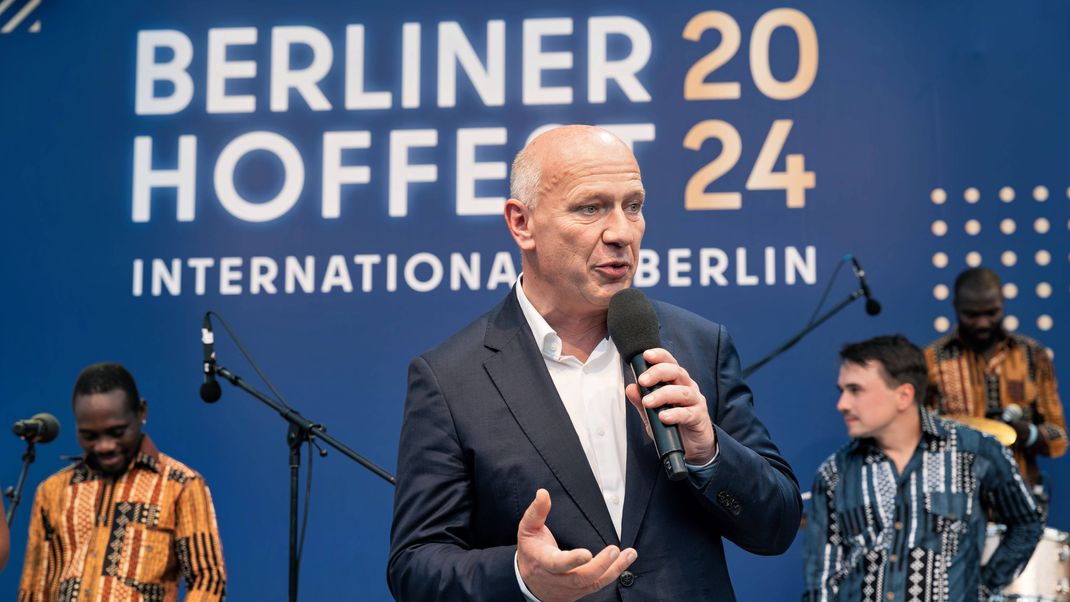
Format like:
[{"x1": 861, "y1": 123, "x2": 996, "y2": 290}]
[
  {"x1": 18, "y1": 363, "x2": 226, "y2": 602},
  {"x1": 803, "y1": 335, "x2": 1042, "y2": 601},
  {"x1": 925, "y1": 267, "x2": 1067, "y2": 493}
]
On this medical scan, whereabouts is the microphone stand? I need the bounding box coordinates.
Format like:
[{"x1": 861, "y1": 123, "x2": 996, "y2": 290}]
[
  {"x1": 742, "y1": 288, "x2": 864, "y2": 379},
  {"x1": 206, "y1": 361, "x2": 395, "y2": 602},
  {"x1": 5, "y1": 438, "x2": 37, "y2": 526}
]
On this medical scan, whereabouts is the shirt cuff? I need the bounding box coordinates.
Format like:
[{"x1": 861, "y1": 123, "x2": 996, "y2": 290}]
[
  {"x1": 684, "y1": 440, "x2": 720, "y2": 489},
  {"x1": 514, "y1": 550, "x2": 542, "y2": 602}
]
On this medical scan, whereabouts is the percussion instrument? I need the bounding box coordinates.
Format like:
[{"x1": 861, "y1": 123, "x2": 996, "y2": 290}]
[
  {"x1": 983, "y1": 524, "x2": 1070, "y2": 601},
  {"x1": 944, "y1": 415, "x2": 1018, "y2": 447}
]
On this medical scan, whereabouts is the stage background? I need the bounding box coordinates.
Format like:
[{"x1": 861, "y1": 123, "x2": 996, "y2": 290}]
[{"x1": 2, "y1": 1, "x2": 1068, "y2": 599}]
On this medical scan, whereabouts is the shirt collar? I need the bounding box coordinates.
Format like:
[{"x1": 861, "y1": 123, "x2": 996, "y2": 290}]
[
  {"x1": 514, "y1": 274, "x2": 610, "y2": 362},
  {"x1": 71, "y1": 434, "x2": 161, "y2": 482}
]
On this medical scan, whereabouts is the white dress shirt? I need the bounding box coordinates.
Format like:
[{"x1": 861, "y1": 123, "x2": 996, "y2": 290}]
[
  {"x1": 515, "y1": 276, "x2": 630, "y2": 536},
  {"x1": 513, "y1": 277, "x2": 629, "y2": 601}
]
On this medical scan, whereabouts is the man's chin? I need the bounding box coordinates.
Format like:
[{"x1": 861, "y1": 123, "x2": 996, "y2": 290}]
[
  {"x1": 964, "y1": 330, "x2": 1000, "y2": 350},
  {"x1": 92, "y1": 458, "x2": 130, "y2": 476}
]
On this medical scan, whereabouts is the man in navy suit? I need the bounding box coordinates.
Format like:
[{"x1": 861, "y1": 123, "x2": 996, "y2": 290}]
[{"x1": 388, "y1": 125, "x2": 801, "y2": 601}]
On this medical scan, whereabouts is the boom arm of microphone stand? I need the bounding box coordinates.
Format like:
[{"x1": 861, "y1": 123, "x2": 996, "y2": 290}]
[
  {"x1": 741, "y1": 289, "x2": 864, "y2": 380},
  {"x1": 210, "y1": 363, "x2": 397, "y2": 486}
]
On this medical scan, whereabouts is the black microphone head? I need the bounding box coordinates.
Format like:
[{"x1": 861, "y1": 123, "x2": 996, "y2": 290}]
[
  {"x1": 607, "y1": 288, "x2": 662, "y2": 360},
  {"x1": 200, "y1": 381, "x2": 222, "y2": 403},
  {"x1": 865, "y1": 299, "x2": 882, "y2": 316},
  {"x1": 31, "y1": 413, "x2": 61, "y2": 443}
]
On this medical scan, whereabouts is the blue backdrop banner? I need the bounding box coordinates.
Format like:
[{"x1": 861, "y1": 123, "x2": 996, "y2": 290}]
[{"x1": 2, "y1": 1, "x2": 1068, "y2": 599}]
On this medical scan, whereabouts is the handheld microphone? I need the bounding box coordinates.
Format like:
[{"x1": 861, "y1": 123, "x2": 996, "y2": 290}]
[
  {"x1": 200, "y1": 313, "x2": 222, "y2": 403},
  {"x1": 607, "y1": 288, "x2": 688, "y2": 481},
  {"x1": 846, "y1": 255, "x2": 882, "y2": 316},
  {"x1": 1001, "y1": 404, "x2": 1024, "y2": 424},
  {"x1": 12, "y1": 413, "x2": 61, "y2": 443}
]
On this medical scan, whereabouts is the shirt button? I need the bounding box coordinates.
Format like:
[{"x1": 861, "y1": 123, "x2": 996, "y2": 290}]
[
  {"x1": 610, "y1": 495, "x2": 620, "y2": 505},
  {"x1": 618, "y1": 571, "x2": 635, "y2": 587},
  {"x1": 886, "y1": 592, "x2": 895, "y2": 600},
  {"x1": 890, "y1": 554, "x2": 898, "y2": 563},
  {"x1": 597, "y1": 428, "x2": 606, "y2": 437},
  {"x1": 894, "y1": 521, "x2": 903, "y2": 530}
]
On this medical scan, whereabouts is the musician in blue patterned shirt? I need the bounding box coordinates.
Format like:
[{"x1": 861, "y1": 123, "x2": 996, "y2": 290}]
[{"x1": 802, "y1": 335, "x2": 1042, "y2": 602}]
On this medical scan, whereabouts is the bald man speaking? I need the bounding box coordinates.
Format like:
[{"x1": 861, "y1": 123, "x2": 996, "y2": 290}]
[{"x1": 388, "y1": 126, "x2": 801, "y2": 601}]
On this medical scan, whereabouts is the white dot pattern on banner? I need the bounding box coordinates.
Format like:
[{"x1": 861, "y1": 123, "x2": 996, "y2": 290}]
[
  {"x1": 1036, "y1": 282, "x2": 1052, "y2": 299},
  {"x1": 1000, "y1": 218, "x2": 1016, "y2": 235},
  {"x1": 933, "y1": 284, "x2": 949, "y2": 300},
  {"x1": 964, "y1": 219, "x2": 981, "y2": 235},
  {"x1": 1001, "y1": 250, "x2": 1017, "y2": 267},
  {"x1": 1035, "y1": 217, "x2": 1050, "y2": 234},
  {"x1": 933, "y1": 252, "x2": 949, "y2": 268},
  {"x1": 1004, "y1": 315, "x2": 1019, "y2": 331},
  {"x1": 1003, "y1": 283, "x2": 1018, "y2": 299},
  {"x1": 999, "y1": 186, "x2": 1015, "y2": 203},
  {"x1": 1033, "y1": 185, "x2": 1049, "y2": 202},
  {"x1": 931, "y1": 188, "x2": 947, "y2": 205},
  {"x1": 1037, "y1": 315, "x2": 1053, "y2": 331},
  {"x1": 934, "y1": 317, "x2": 950, "y2": 333},
  {"x1": 966, "y1": 251, "x2": 982, "y2": 267},
  {"x1": 931, "y1": 220, "x2": 948, "y2": 236},
  {"x1": 964, "y1": 187, "x2": 980, "y2": 203},
  {"x1": 1036, "y1": 250, "x2": 1051, "y2": 266}
]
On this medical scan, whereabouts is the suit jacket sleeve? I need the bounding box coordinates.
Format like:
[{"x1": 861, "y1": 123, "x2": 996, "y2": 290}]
[
  {"x1": 387, "y1": 355, "x2": 522, "y2": 601},
  {"x1": 682, "y1": 324, "x2": 802, "y2": 555}
]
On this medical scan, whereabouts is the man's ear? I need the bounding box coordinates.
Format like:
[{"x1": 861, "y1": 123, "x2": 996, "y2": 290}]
[
  {"x1": 505, "y1": 198, "x2": 535, "y2": 251},
  {"x1": 895, "y1": 384, "x2": 916, "y2": 412},
  {"x1": 138, "y1": 398, "x2": 148, "y2": 424}
]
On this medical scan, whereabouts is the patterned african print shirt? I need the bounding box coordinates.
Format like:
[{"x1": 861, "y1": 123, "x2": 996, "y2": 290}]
[
  {"x1": 802, "y1": 407, "x2": 1042, "y2": 602},
  {"x1": 18, "y1": 435, "x2": 226, "y2": 602},
  {"x1": 925, "y1": 330, "x2": 1067, "y2": 486}
]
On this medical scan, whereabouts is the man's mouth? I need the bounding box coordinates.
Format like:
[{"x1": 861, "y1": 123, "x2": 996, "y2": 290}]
[
  {"x1": 595, "y1": 260, "x2": 631, "y2": 279},
  {"x1": 95, "y1": 455, "x2": 124, "y2": 469}
]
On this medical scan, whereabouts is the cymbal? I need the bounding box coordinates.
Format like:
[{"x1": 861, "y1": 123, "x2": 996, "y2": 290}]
[{"x1": 943, "y1": 415, "x2": 1017, "y2": 446}]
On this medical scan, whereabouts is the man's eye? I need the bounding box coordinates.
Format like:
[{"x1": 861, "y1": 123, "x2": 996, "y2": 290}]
[{"x1": 579, "y1": 205, "x2": 597, "y2": 215}]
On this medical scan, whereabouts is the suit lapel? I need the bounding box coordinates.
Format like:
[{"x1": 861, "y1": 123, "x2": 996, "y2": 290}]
[
  {"x1": 483, "y1": 290, "x2": 620, "y2": 547},
  {"x1": 619, "y1": 314, "x2": 673, "y2": 549}
]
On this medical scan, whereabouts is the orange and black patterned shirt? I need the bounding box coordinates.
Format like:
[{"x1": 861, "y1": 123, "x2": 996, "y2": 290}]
[
  {"x1": 18, "y1": 435, "x2": 226, "y2": 602},
  {"x1": 925, "y1": 330, "x2": 1068, "y2": 486}
]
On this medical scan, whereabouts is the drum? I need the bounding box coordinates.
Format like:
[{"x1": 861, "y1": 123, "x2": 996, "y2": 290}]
[{"x1": 983, "y1": 524, "x2": 1070, "y2": 601}]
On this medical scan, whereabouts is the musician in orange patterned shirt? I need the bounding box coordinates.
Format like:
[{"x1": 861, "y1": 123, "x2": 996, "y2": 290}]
[
  {"x1": 925, "y1": 268, "x2": 1068, "y2": 492},
  {"x1": 18, "y1": 363, "x2": 226, "y2": 602}
]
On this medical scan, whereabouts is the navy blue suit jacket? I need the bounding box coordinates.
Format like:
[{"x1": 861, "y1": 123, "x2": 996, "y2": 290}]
[{"x1": 388, "y1": 290, "x2": 801, "y2": 600}]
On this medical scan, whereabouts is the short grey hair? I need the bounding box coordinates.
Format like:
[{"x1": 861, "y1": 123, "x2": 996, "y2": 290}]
[{"x1": 510, "y1": 143, "x2": 541, "y2": 209}]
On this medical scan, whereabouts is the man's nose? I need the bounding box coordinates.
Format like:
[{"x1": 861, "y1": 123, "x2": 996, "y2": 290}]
[
  {"x1": 94, "y1": 438, "x2": 118, "y2": 454},
  {"x1": 836, "y1": 394, "x2": 849, "y2": 413},
  {"x1": 602, "y1": 207, "x2": 635, "y2": 245}
]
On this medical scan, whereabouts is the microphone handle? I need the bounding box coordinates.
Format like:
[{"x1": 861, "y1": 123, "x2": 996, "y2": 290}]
[{"x1": 630, "y1": 355, "x2": 688, "y2": 481}]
